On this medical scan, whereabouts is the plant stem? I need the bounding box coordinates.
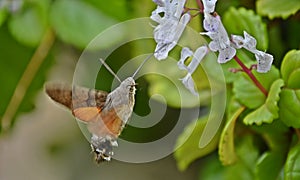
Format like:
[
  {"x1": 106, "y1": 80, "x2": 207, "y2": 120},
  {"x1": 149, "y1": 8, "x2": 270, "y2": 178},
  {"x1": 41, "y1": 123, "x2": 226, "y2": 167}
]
[
  {"x1": 195, "y1": 0, "x2": 204, "y2": 12},
  {"x1": 1, "y1": 29, "x2": 55, "y2": 131},
  {"x1": 233, "y1": 55, "x2": 268, "y2": 97}
]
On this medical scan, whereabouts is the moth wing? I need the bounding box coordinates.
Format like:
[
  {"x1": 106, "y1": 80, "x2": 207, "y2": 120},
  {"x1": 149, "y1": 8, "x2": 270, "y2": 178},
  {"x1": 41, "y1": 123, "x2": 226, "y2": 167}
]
[
  {"x1": 72, "y1": 107, "x2": 101, "y2": 122},
  {"x1": 45, "y1": 82, "x2": 73, "y2": 109},
  {"x1": 73, "y1": 106, "x2": 123, "y2": 137},
  {"x1": 45, "y1": 82, "x2": 108, "y2": 117},
  {"x1": 71, "y1": 84, "x2": 108, "y2": 109}
]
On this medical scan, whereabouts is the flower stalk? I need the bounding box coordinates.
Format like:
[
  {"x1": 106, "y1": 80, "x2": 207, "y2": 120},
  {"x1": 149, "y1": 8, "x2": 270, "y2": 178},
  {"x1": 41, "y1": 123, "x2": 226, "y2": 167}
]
[{"x1": 233, "y1": 55, "x2": 268, "y2": 96}]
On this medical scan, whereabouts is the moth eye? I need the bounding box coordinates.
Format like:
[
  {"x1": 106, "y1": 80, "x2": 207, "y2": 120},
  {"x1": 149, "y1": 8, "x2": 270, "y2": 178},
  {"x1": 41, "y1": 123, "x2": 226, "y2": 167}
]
[{"x1": 128, "y1": 85, "x2": 135, "y2": 93}]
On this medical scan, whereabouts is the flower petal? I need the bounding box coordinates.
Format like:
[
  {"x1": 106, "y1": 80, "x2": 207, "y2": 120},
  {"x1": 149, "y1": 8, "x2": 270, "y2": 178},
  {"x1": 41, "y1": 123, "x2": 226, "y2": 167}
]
[
  {"x1": 154, "y1": 42, "x2": 176, "y2": 60},
  {"x1": 181, "y1": 73, "x2": 198, "y2": 96},
  {"x1": 178, "y1": 47, "x2": 193, "y2": 70},
  {"x1": 153, "y1": 0, "x2": 165, "y2": 7},
  {"x1": 208, "y1": 41, "x2": 219, "y2": 52},
  {"x1": 255, "y1": 51, "x2": 273, "y2": 73},
  {"x1": 187, "y1": 46, "x2": 208, "y2": 73},
  {"x1": 202, "y1": 0, "x2": 218, "y2": 13},
  {"x1": 231, "y1": 34, "x2": 244, "y2": 49},
  {"x1": 242, "y1": 31, "x2": 257, "y2": 53},
  {"x1": 203, "y1": 13, "x2": 219, "y2": 32},
  {"x1": 175, "y1": 0, "x2": 186, "y2": 18},
  {"x1": 217, "y1": 45, "x2": 236, "y2": 63},
  {"x1": 173, "y1": 13, "x2": 191, "y2": 42},
  {"x1": 154, "y1": 13, "x2": 190, "y2": 60},
  {"x1": 218, "y1": 46, "x2": 236, "y2": 63}
]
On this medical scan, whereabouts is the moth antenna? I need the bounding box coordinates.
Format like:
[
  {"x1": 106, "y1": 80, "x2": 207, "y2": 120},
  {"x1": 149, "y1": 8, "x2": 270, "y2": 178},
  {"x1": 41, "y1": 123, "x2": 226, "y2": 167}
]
[{"x1": 99, "y1": 58, "x2": 122, "y2": 83}]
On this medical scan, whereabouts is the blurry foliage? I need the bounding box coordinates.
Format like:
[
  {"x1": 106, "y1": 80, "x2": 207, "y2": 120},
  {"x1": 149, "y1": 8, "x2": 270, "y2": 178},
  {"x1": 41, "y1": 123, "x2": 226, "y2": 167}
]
[
  {"x1": 0, "y1": 0, "x2": 137, "y2": 132},
  {"x1": 0, "y1": 0, "x2": 300, "y2": 179}
]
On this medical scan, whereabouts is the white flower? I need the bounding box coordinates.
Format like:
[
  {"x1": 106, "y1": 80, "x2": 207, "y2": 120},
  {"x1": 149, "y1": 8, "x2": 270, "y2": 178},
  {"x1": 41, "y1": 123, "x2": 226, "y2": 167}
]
[
  {"x1": 255, "y1": 51, "x2": 273, "y2": 73},
  {"x1": 186, "y1": 46, "x2": 208, "y2": 73},
  {"x1": 152, "y1": 0, "x2": 165, "y2": 7},
  {"x1": 215, "y1": 45, "x2": 236, "y2": 63},
  {"x1": 151, "y1": 0, "x2": 191, "y2": 60},
  {"x1": 202, "y1": 0, "x2": 218, "y2": 13},
  {"x1": 177, "y1": 47, "x2": 193, "y2": 70},
  {"x1": 202, "y1": 13, "x2": 220, "y2": 32},
  {"x1": 201, "y1": 13, "x2": 236, "y2": 63},
  {"x1": 178, "y1": 46, "x2": 208, "y2": 96},
  {"x1": 231, "y1": 31, "x2": 273, "y2": 72},
  {"x1": 181, "y1": 73, "x2": 198, "y2": 96},
  {"x1": 231, "y1": 31, "x2": 257, "y2": 52}
]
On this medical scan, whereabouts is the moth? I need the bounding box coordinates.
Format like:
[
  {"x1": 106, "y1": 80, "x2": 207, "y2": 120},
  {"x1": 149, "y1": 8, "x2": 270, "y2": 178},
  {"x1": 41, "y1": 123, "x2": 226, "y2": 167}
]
[{"x1": 45, "y1": 57, "x2": 150, "y2": 163}]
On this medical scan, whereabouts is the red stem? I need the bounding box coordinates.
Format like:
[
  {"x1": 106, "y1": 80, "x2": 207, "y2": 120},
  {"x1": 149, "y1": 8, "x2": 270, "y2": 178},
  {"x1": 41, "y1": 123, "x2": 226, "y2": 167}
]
[
  {"x1": 195, "y1": 0, "x2": 204, "y2": 12},
  {"x1": 233, "y1": 56, "x2": 268, "y2": 97}
]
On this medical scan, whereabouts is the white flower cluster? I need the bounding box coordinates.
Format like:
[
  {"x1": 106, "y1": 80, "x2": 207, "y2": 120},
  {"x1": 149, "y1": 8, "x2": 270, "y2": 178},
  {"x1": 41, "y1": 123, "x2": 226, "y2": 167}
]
[
  {"x1": 231, "y1": 31, "x2": 273, "y2": 73},
  {"x1": 151, "y1": 0, "x2": 191, "y2": 60},
  {"x1": 151, "y1": 0, "x2": 273, "y2": 95}
]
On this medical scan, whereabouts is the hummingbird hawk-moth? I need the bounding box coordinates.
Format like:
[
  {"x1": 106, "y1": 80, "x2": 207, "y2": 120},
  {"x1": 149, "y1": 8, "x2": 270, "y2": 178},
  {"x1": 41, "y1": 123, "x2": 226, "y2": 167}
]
[
  {"x1": 45, "y1": 77, "x2": 136, "y2": 163},
  {"x1": 44, "y1": 57, "x2": 151, "y2": 163}
]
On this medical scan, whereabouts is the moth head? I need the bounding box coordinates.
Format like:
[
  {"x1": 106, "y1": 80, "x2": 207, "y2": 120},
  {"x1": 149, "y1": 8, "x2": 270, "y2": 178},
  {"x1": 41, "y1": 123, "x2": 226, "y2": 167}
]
[{"x1": 120, "y1": 77, "x2": 136, "y2": 94}]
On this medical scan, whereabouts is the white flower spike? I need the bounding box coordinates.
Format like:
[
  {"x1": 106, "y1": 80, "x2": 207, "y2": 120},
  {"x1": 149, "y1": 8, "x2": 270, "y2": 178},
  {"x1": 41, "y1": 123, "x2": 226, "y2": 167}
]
[{"x1": 151, "y1": 0, "x2": 191, "y2": 60}]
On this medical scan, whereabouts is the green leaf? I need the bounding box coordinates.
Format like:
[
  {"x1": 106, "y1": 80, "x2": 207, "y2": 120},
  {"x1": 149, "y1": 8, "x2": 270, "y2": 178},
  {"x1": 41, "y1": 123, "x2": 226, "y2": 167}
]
[
  {"x1": 250, "y1": 119, "x2": 290, "y2": 151},
  {"x1": 233, "y1": 65, "x2": 280, "y2": 109},
  {"x1": 284, "y1": 142, "x2": 300, "y2": 179},
  {"x1": 256, "y1": 0, "x2": 300, "y2": 19},
  {"x1": 280, "y1": 50, "x2": 300, "y2": 89},
  {"x1": 199, "y1": 153, "x2": 226, "y2": 180},
  {"x1": 287, "y1": 70, "x2": 300, "y2": 89},
  {"x1": 8, "y1": 0, "x2": 49, "y2": 47},
  {"x1": 50, "y1": 0, "x2": 118, "y2": 49},
  {"x1": 200, "y1": 135, "x2": 261, "y2": 180},
  {"x1": 223, "y1": 135, "x2": 260, "y2": 180},
  {"x1": 174, "y1": 116, "x2": 221, "y2": 171},
  {"x1": 279, "y1": 89, "x2": 300, "y2": 128},
  {"x1": 85, "y1": 0, "x2": 129, "y2": 21},
  {"x1": 223, "y1": 7, "x2": 268, "y2": 50},
  {"x1": 219, "y1": 106, "x2": 245, "y2": 165},
  {"x1": 244, "y1": 79, "x2": 284, "y2": 125},
  {"x1": 255, "y1": 151, "x2": 286, "y2": 180},
  {"x1": 0, "y1": 8, "x2": 8, "y2": 27}
]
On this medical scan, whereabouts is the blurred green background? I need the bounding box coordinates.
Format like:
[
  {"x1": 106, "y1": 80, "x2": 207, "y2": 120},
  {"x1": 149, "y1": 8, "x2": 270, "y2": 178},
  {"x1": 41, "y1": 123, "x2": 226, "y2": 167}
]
[{"x1": 0, "y1": 0, "x2": 299, "y2": 179}]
